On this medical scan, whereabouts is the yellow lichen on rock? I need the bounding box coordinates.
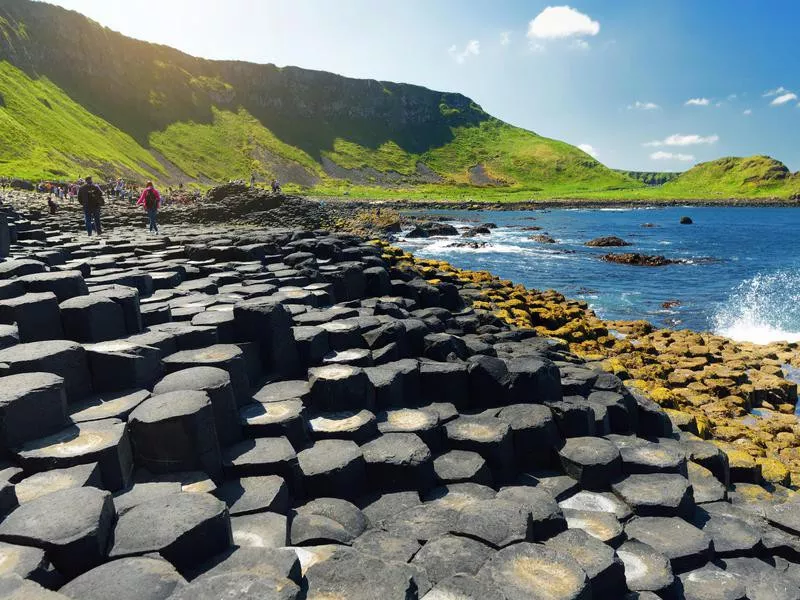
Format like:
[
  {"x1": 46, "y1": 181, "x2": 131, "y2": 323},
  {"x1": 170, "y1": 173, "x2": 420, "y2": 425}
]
[{"x1": 377, "y1": 241, "x2": 800, "y2": 486}]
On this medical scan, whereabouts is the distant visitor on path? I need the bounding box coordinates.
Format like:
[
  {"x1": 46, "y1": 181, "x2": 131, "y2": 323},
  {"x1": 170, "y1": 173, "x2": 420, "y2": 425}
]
[
  {"x1": 271, "y1": 178, "x2": 281, "y2": 193},
  {"x1": 137, "y1": 181, "x2": 162, "y2": 234},
  {"x1": 250, "y1": 173, "x2": 256, "y2": 188},
  {"x1": 77, "y1": 176, "x2": 104, "y2": 236},
  {"x1": 47, "y1": 196, "x2": 57, "y2": 215}
]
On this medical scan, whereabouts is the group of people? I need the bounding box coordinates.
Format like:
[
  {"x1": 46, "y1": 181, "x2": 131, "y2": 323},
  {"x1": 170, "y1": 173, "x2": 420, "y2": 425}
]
[
  {"x1": 246, "y1": 174, "x2": 282, "y2": 193},
  {"x1": 56, "y1": 177, "x2": 163, "y2": 236},
  {"x1": 7, "y1": 171, "x2": 286, "y2": 237}
]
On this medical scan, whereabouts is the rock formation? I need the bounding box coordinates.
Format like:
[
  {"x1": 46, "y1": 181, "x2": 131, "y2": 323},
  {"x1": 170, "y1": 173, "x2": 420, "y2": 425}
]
[{"x1": 0, "y1": 193, "x2": 797, "y2": 599}]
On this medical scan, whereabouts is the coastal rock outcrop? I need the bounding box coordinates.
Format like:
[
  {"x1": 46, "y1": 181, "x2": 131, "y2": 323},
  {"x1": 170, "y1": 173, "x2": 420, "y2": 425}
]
[
  {"x1": 0, "y1": 190, "x2": 798, "y2": 599},
  {"x1": 601, "y1": 253, "x2": 678, "y2": 267},
  {"x1": 530, "y1": 234, "x2": 556, "y2": 244},
  {"x1": 406, "y1": 222, "x2": 459, "y2": 238},
  {"x1": 585, "y1": 236, "x2": 631, "y2": 247}
]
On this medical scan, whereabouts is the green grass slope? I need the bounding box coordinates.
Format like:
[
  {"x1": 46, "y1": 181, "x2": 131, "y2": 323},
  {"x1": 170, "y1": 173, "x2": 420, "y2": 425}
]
[
  {"x1": 0, "y1": 0, "x2": 798, "y2": 201},
  {"x1": 658, "y1": 156, "x2": 800, "y2": 198},
  {"x1": 576, "y1": 156, "x2": 800, "y2": 201},
  {"x1": 0, "y1": 61, "x2": 164, "y2": 180}
]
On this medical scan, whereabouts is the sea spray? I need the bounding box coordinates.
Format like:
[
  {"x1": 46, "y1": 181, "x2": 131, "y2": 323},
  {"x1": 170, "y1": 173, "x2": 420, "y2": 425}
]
[{"x1": 712, "y1": 270, "x2": 800, "y2": 344}]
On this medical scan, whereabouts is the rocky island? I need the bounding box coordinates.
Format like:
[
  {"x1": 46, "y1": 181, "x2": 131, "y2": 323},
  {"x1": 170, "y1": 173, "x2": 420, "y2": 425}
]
[{"x1": 0, "y1": 188, "x2": 797, "y2": 599}]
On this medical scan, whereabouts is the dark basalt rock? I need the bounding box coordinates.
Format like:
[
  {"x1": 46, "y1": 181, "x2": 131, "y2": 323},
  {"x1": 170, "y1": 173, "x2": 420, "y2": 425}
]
[
  {"x1": 602, "y1": 253, "x2": 680, "y2": 266},
  {"x1": 0, "y1": 486, "x2": 114, "y2": 579},
  {"x1": 58, "y1": 557, "x2": 186, "y2": 600},
  {"x1": 0, "y1": 199, "x2": 793, "y2": 595},
  {"x1": 585, "y1": 236, "x2": 632, "y2": 247},
  {"x1": 406, "y1": 222, "x2": 459, "y2": 238},
  {"x1": 109, "y1": 492, "x2": 232, "y2": 574}
]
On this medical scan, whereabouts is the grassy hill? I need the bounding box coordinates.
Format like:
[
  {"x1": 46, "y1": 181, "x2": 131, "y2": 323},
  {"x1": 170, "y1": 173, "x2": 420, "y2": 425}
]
[
  {"x1": 0, "y1": 1, "x2": 799, "y2": 201},
  {"x1": 580, "y1": 156, "x2": 800, "y2": 201},
  {"x1": 0, "y1": 0, "x2": 640, "y2": 197}
]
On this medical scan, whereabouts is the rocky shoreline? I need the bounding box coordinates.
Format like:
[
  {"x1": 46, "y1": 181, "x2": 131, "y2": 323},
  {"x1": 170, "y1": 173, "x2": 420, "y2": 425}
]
[
  {"x1": 0, "y1": 189, "x2": 799, "y2": 598},
  {"x1": 314, "y1": 196, "x2": 800, "y2": 211}
]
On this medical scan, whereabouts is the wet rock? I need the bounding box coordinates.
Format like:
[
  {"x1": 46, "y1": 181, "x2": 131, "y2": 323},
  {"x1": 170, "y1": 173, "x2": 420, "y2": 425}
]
[
  {"x1": 407, "y1": 222, "x2": 459, "y2": 238},
  {"x1": 602, "y1": 253, "x2": 679, "y2": 267},
  {"x1": 585, "y1": 236, "x2": 631, "y2": 247},
  {"x1": 680, "y1": 216, "x2": 694, "y2": 224},
  {"x1": 530, "y1": 234, "x2": 556, "y2": 244}
]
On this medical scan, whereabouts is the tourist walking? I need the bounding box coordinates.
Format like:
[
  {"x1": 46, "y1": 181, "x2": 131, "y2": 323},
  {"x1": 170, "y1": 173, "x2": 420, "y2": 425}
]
[
  {"x1": 77, "y1": 176, "x2": 104, "y2": 235},
  {"x1": 137, "y1": 181, "x2": 162, "y2": 233}
]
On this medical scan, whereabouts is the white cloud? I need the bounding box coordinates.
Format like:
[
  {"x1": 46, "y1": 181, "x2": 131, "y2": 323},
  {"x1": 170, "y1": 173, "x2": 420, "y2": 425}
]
[
  {"x1": 578, "y1": 143, "x2": 598, "y2": 158},
  {"x1": 527, "y1": 6, "x2": 600, "y2": 40},
  {"x1": 500, "y1": 32, "x2": 511, "y2": 46},
  {"x1": 727, "y1": 93, "x2": 738, "y2": 101},
  {"x1": 627, "y1": 101, "x2": 660, "y2": 111},
  {"x1": 448, "y1": 40, "x2": 480, "y2": 64},
  {"x1": 743, "y1": 109, "x2": 752, "y2": 115},
  {"x1": 771, "y1": 92, "x2": 797, "y2": 106},
  {"x1": 764, "y1": 86, "x2": 789, "y2": 97},
  {"x1": 644, "y1": 133, "x2": 719, "y2": 147},
  {"x1": 685, "y1": 97, "x2": 710, "y2": 106},
  {"x1": 570, "y1": 39, "x2": 590, "y2": 50},
  {"x1": 650, "y1": 151, "x2": 694, "y2": 162}
]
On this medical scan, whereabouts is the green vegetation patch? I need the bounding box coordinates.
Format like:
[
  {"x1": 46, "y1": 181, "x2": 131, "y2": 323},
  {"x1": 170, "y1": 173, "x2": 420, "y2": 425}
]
[
  {"x1": 149, "y1": 107, "x2": 324, "y2": 182},
  {"x1": 0, "y1": 60, "x2": 163, "y2": 180}
]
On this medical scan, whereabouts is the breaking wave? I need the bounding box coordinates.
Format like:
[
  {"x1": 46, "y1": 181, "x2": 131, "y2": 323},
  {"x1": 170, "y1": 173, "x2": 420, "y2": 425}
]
[{"x1": 712, "y1": 270, "x2": 800, "y2": 344}]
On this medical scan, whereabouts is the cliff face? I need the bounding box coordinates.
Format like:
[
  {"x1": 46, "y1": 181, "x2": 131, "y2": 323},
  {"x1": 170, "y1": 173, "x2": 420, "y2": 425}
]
[
  {"x1": 0, "y1": 0, "x2": 480, "y2": 152},
  {"x1": 0, "y1": 0, "x2": 637, "y2": 194}
]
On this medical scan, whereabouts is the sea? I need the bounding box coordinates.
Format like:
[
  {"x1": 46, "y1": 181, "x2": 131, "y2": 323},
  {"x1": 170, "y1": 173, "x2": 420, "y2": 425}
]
[{"x1": 395, "y1": 206, "x2": 800, "y2": 345}]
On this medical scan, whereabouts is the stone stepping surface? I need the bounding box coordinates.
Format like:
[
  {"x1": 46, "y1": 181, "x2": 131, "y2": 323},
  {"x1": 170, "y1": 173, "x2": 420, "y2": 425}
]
[{"x1": 0, "y1": 205, "x2": 797, "y2": 597}]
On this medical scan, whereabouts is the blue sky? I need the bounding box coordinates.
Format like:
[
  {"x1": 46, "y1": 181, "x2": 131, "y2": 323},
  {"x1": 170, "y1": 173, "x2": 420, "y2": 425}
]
[{"x1": 42, "y1": 0, "x2": 800, "y2": 171}]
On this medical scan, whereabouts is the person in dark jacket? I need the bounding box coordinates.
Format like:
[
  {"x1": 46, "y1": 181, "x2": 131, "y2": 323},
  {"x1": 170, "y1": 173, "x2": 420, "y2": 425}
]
[
  {"x1": 77, "y1": 176, "x2": 104, "y2": 235},
  {"x1": 137, "y1": 181, "x2": 162, "y2": 234}
]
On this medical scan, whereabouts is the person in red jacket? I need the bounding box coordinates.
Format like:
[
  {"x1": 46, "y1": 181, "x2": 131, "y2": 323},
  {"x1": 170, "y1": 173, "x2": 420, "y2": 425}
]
[{"x1": 137, "y1": 181, "x2": 162, "y2": 234}]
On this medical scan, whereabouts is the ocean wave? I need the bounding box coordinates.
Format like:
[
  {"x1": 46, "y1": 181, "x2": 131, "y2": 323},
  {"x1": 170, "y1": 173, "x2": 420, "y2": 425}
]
[{"x1": 712, "y1": 270, "x2": 800, "y2": 344}]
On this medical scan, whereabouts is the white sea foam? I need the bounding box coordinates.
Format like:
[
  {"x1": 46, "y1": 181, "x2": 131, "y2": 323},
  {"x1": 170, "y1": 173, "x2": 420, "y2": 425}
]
[{"x1": 712, "y1": 271, "x2": 800, "y2": 344}]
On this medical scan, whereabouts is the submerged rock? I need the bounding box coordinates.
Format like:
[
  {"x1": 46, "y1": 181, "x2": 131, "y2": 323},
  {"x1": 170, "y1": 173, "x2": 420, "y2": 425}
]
[{"x1": 530, "y1": 234, "x2": 556, "y2": 244}]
